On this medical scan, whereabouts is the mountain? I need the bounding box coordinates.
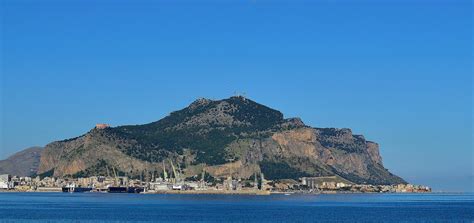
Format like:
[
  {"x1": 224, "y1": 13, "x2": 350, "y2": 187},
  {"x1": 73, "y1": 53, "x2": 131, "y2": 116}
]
[
  {"x1": 0, "y1": 147, "x2": 43, "y2": 176},
  {"x1": 38, "y1": 96, "x2": 406, "y2": 185}
]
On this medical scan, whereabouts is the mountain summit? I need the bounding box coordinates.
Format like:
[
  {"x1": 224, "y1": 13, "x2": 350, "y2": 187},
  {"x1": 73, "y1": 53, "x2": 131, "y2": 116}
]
[{"x1": 38, "y1": 97, "x2": 405, "y2": 185}]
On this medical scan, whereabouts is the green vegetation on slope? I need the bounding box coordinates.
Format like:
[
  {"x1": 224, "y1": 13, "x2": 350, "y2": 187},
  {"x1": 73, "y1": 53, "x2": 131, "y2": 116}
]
[
  {"x1": 109, "y1": 97, "x2": 284, "y2": 165},
  {"x1": 259, "y1": 160, "x2": 309, "y2": 180}
]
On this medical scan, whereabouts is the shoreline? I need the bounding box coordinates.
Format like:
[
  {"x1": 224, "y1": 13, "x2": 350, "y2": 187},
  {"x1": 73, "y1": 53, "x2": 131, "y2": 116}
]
[
  {"x1": 0, "y1": 189, "x2": 448, "y2": 195},
  {"x1": 143, "y1": 189, "x2": 271, "y2": 195}
]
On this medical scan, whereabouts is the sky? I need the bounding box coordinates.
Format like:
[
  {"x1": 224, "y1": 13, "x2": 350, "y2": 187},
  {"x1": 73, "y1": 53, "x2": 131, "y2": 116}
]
[{"x1": 1, "y1": 0, "x2": 472, "y2": 192}]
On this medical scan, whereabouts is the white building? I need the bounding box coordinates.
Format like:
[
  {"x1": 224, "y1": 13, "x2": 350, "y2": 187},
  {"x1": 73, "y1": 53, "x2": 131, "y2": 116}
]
[
  {"x1": 336, "y1": 182, "x2": 350, "y2": 188},
  {"x1": 0, "y1": 174, "x2": 11, "y2": 189}
]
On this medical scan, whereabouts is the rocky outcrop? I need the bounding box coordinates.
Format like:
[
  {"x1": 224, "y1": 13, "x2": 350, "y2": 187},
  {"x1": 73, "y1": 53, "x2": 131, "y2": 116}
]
[
  {"x1": 39, "y1": 129, "x2": 160, "y2": 178},
  {"x1": 0, "y1": 147, "x2": 43, "y2": 176},
  {"x1": 221, "y1": 127, "x2": 404, "y2": 184},
  {"x1": 37, "y1": 96, "x2": 406, "y2": 185}
]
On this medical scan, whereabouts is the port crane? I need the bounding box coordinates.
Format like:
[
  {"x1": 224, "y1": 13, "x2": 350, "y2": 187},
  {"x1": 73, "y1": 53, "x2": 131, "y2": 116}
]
[
  {"x1": 162, "y1": 161, "x2": 168, "y2": 181},
  {"x1": 254, "y1": 173, "x2": 258, "y2": 190},
  {"x1": 200, "y1": 169, "x2": 206, "y2": 189},
  {"x1": 112, "y1": 166, "x2": 119, "y2": 186},
  {"x1": 169, "y1": 159, "x2": 179, "y2": 183},
  {"x1": 106, "y1": 165, "x2": 110, "y2": 178},
  {"x1": 169, "y1": 159, "x2": 184, "y2": 190}
]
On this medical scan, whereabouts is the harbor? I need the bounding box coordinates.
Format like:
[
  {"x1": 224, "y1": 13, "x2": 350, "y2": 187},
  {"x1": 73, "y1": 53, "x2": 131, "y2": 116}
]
[{"x1": 0, "y1": 171, "x2": 430, "y2": 195}]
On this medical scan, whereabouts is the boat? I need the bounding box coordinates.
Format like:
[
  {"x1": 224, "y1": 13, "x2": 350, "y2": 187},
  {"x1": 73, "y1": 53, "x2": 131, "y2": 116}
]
[
  {"x1": 172, "y1": 184, "x2": 183, "y2": 190},
  {"x1": 129, "y1": 187, "x2": 144, "y2": 193},
  {"x1": 107, "y1": 186, "x2": 144, "y2": 193},
  {"x1": 62, "y1": 184, "x2": 93, "y2": 193},
  {"x1": 107, "y1": 186, "x2": 128, "y2": 193}
]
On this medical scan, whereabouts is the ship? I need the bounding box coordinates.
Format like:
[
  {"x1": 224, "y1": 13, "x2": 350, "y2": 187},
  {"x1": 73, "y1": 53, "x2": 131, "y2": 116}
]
[
  {"x1": 107, "y1": 186, "x2": 144, "y2": 193},
  {"x1": 62, "y1": 183, "x2": 93, "y2": 193}
]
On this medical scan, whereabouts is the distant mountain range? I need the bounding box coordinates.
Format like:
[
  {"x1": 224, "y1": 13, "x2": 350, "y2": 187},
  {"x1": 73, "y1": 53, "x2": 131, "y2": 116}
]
[
  {"x1": 5, "y1": 97, "x2": 405, "y2": 185},
  {"x1": 0, "y1": 147, "x2": 43, "y2": 177}
]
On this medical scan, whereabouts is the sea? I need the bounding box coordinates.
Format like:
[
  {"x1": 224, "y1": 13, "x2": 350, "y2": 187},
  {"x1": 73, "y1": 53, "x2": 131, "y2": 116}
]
[{"x1": 0, "y1": 192, "x2": 473, "y2": 223}]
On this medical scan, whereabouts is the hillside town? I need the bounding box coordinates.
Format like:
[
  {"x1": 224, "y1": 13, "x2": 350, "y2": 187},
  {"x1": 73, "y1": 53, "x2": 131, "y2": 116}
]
[{"x1": 0, "y1": 173, "x2": 431, "y2": 194}]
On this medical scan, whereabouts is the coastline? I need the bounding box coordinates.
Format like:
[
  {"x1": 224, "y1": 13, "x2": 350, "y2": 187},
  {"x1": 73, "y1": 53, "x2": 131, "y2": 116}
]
[{"x1": 0, "y1": 189, "x2": 446, "y2": 195}]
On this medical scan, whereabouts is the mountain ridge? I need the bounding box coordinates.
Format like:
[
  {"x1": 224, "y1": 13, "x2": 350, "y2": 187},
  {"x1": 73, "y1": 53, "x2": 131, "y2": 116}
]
[
  {"x1": 0, "y1": 147, "x2": 43, "y2": 176},
  {"x1": 38, "y1": 96, "x2": 406, "y2": 185}
]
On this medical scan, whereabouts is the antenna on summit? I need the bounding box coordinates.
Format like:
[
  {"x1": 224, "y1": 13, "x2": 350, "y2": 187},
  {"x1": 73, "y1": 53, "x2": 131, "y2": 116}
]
[
  {"x1": 234, "y1": 91, "x2": 247, "y2": 101},
  {"x1": 242, "y1": 92, "x2": 247, "y2": 101}
]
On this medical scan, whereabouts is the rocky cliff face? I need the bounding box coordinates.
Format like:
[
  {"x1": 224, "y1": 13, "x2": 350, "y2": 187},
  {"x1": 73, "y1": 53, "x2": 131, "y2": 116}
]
[
  {"x1": 38, "y1": 96, "x2": 406, "y2": 185},
  {"x1": 0, "y1": 147, "x2": 43, "y2": 176}
]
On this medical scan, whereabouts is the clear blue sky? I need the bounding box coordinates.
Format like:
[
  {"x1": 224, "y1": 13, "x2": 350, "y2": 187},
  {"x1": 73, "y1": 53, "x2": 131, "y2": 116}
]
[{"x1": 1, "y1": 0, "x2": 472, "y2": 192}]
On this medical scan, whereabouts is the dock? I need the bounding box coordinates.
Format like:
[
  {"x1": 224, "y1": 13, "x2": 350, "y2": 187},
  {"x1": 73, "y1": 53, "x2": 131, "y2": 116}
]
[{"x1": 143, "y1": 189, "x2": 270, "y2": 195}]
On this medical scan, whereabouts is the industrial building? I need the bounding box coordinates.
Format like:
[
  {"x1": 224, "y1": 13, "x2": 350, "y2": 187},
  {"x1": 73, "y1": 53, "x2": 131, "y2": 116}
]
[{"x1": 0, "y1": 174, "x2": 11, "y2": 189}]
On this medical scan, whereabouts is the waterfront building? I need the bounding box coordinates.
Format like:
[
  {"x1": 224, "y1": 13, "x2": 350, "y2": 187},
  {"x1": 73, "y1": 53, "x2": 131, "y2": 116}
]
[{"x1": 0, "y1": 174, "x2": 11, "y2": 189}]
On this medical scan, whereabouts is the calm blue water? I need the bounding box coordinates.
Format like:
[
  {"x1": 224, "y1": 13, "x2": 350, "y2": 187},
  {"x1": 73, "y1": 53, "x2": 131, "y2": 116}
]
[{"x1": 0, "y1": 192, "x2": 473, "y2": 222}]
